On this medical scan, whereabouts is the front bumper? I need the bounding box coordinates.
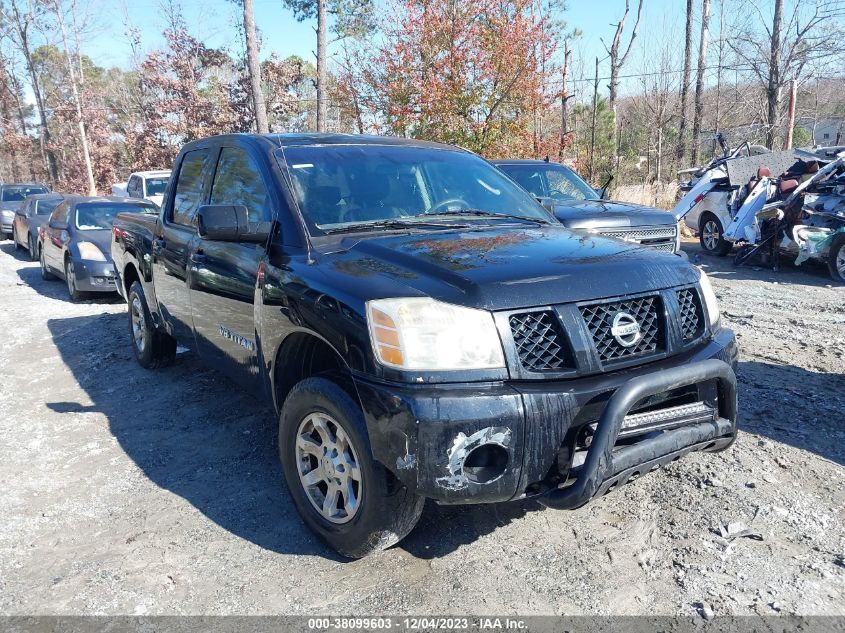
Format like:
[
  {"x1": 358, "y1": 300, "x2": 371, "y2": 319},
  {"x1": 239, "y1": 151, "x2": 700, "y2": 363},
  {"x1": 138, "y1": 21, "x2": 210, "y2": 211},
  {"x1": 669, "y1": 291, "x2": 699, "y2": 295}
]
[
  {"x1": 355, "y1": 328, "x2": 738, "y2": 505},
  {"x1": 73, "y1": 259, "x2": 118, "y2": 293}
]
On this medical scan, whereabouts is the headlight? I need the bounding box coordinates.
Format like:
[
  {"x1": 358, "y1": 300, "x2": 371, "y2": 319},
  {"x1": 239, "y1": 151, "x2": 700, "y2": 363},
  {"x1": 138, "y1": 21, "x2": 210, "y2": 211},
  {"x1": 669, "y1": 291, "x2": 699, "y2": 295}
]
[
  {"x1": 367, "y1": 298, "x2": 505, "y2": 371},
  {"x1": 698, "y1": 270, "x2": 720, "y2": 328},
  {"x1": 77, "y1": 241, "x2": 106, "y2": 262}
]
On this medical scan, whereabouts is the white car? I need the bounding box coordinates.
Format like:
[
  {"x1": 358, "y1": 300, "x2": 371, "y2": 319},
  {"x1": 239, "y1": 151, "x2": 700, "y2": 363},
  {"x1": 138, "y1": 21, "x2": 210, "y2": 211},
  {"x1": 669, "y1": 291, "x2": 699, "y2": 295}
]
[{"x1": 116, "y1": 170, "x2": 171, "y2": 208}]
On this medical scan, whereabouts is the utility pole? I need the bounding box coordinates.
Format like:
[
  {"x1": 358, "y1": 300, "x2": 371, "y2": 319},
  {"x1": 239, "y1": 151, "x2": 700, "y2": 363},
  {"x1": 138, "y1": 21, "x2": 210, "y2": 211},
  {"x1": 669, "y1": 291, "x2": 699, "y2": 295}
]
[
  {"x1": 316, "y1": 0, "x2": 327, "y2": 131},
  {"x1": 558, "y1": 41, "x2": 571, "y2": 162}
]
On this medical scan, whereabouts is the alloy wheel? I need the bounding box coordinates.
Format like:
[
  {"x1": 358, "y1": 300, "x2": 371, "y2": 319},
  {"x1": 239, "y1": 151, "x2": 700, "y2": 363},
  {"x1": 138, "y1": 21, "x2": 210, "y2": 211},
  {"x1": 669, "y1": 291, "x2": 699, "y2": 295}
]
[
  {"x1": 65, "y1": 261, "x2": 76, "y2": 296},
  {"x1": 295, "y1": 412, "x2": 362, "y2": 524},
  {"x1": 837, "y1": 243, "x2": 845, "y2": 278},
  {"x1": 702, "y1": 220, "x2": 720, "y2": 251},
  {"x1": 130, "y1": 295, "x2": 147, "y2": 354}
]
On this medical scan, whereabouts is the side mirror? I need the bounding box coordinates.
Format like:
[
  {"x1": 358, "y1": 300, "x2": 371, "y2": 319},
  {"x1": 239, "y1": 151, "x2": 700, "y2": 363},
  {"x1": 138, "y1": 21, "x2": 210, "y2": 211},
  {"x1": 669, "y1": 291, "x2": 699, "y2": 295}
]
[
  {"x1": 536, "y1": 196, "x2": 555, "y2": 212},
  {"x1": 596, "y1": 174, "x2": 614, "y2": 200},
  {"x1": 196, "y1": 204, "x2": 270, "y2": 243}
]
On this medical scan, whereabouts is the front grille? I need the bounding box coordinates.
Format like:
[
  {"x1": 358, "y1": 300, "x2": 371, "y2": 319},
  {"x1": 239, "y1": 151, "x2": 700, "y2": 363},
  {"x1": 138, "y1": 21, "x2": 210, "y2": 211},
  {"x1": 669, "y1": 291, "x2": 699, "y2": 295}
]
[
  {"x1": 509, "y1": 311, "x2": 571, "y2": 372},
  {"x1": 677, "y1": 288, "x2": 704, "y2": 341},
  {"x1": 594, "y1": 226, "x2": 677, "y2": 252},
  {"x1": 580, "y1": 296, "x2": 663, "y2": 364}
]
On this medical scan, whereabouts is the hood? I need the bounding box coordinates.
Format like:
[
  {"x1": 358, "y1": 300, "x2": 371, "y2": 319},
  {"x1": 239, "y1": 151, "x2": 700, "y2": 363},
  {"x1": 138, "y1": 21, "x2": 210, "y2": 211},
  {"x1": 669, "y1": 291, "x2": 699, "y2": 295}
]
[
  {"x1": 553, "y1": 200, "x2": 676, "y2": 230},
  {"x1": 317, "y1": 225, "x2": 697, "y2": 311},
  {"x1": 75, "y1": 230, "x2": 113, "y2": 260}
]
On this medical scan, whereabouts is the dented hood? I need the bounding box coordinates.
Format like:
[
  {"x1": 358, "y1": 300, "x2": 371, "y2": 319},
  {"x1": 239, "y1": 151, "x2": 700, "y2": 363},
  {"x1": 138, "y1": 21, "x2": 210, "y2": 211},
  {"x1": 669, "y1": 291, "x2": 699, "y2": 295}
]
[
  {"x1": 553, "y1": 200, "x2": 676, "y2": 230},
  {"x1": 318, "y1": 224, "x2": 698, "y2": 311}
]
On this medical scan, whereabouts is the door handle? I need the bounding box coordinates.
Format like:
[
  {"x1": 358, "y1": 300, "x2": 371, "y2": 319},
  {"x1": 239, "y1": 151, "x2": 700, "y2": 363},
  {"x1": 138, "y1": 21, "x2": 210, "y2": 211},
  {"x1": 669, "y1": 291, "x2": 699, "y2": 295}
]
[
  {"x1": 152, "y1": 237, "x2": 166, "y2": 252},
  {"x1": 190, "y1": 251, "x2": 206, "y2": 264}
]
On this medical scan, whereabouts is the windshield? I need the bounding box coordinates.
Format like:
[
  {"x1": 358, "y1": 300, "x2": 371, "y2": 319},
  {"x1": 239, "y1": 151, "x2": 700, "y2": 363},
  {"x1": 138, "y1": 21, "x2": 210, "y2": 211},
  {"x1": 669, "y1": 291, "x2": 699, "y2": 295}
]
[
  {"x1": 2, "y1": 185, "x2": 48, "y2": 202},
  {"x1": 145, "y1": 177, "x2": 168, "y2": 197},
  {"x1": 75, "y1": 202, "x2": 155, "y2": 230},
  {"x1": 35, "y1": 199, "x2": 61, "y2": 215},
  {"x1": 280, "y1": 145, "x2": 551, "y2": 231},
  {"x1": 498, "y1": 164, "x2": 599, "y2": 202}
]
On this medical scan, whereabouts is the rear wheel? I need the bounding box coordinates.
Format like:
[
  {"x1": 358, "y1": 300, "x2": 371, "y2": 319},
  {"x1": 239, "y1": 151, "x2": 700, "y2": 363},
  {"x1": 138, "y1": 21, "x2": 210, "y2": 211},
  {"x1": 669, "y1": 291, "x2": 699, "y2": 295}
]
[
  {"x1": 828, "y1": 234, "x2": 845, "y2": 283},
  {"x1": 39, "y1": 246, "x2": 55, "y2": 280},
  {"x1": 699, "y1": 214, "x2": 732, "y2": 256},
  {"x1": 65, "y1": 259, "x2": 84, "y2": 302},
  {"x1": 127, "y1": 281, "x2": 177, "y2": 369},
  {"x1": 279, "y1": 377, "x2": 424, "y2": 559}
]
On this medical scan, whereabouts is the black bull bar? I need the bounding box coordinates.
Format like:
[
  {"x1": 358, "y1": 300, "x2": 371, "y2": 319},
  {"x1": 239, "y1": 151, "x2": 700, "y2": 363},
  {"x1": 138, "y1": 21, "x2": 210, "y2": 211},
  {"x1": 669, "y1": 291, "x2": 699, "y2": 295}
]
[{"x1": 540, "y1": 359, "x2": 737, "y2": 510}]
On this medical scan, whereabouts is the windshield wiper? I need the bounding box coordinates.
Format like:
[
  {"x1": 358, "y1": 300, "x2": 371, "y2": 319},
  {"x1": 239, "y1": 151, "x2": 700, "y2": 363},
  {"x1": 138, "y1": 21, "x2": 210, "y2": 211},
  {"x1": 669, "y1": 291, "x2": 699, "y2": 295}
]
[
  {"x1": 324, "y1": 218, "x2": 465, "y2": 234},
  {"x1": 426, "y1": 209, "x2": 551, "y2": 225}
]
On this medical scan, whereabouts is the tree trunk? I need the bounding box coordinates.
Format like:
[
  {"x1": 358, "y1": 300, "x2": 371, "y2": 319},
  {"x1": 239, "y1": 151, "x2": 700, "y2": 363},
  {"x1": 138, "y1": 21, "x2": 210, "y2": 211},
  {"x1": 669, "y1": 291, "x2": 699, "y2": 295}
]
[
  {"x1": 316, "y1": 0, "x2": 328, "y2": 132},
  {"x1": 766, "y1": 0, "x2": 784, "y2": 149},
  {"x1": 243, "y1": 0, "x2": 269, "y2": 133},
  {"x1": 677, "y1": 0, "x2": 694, "y2": 163},
  {"x1": 55, "y1": 0, "x2": 96, "y2": 195},
  {"x1": 589, "y1": 57, "x2": 599, "y2": 182},
  {"x1": 0, "y1": 96, "x2": 22, "y2": 181},
  {"x1": 558, "y1": 42, "x2": 570, "y2": 161},
  {"x1": 691, "y1": 0, "x2": 711, "y2": 166}
]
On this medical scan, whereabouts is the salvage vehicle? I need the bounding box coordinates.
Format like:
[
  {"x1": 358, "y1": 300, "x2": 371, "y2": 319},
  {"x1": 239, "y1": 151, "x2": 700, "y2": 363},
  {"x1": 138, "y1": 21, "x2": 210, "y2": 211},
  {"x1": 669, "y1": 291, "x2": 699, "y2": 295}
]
[
  {"x1": 40, "y1": 195, "x2": 157, "y2": 301},
  {"x1": 111, "y1": 133, "x2": 739, "y2": 558},
  {"x1": 112, "y1": 170, "x2": 171, "y2": 208},
  {"x1": 493, "y1": 159, "x2": 680, "y2": 253},
  {"x1": 1, "y1": 183, "x2": 50, "y2": 239},
  {"x1": 674, "y1": 135, "x2": 776, "y2": 255},
  {"x1": 12, "y1": 193, "x2": 65, "y2": 261}
]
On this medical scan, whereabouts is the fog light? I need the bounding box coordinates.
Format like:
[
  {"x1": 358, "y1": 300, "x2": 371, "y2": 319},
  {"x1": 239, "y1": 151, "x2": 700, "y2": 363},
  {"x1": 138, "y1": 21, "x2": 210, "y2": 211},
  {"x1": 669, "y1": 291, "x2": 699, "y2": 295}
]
[{"x1": 462, "y1": 443, "x2": 509, "y2": 484}]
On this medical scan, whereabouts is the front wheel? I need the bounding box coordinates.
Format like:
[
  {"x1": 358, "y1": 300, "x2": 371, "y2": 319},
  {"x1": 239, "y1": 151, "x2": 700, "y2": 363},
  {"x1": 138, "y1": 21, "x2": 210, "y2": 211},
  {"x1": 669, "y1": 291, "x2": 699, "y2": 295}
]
[
  {"x1": 127, "y1": 281, "x2": 176, "y2": 369},
  {"x1": 279, "y1": 377, "x2": 424, "y2": 559},
  {"x1": 65, "y1": 259, "x2": 84, "y2": 302},
  {"x1": 828, "y1": 234, "x2": 845, "y2": 283},
  {"x1": 699, "y1": 214, "x2": 732, "y2": 256},
  {"x1": 28, "y1": 235, "x2": 38, "y2": 262}
]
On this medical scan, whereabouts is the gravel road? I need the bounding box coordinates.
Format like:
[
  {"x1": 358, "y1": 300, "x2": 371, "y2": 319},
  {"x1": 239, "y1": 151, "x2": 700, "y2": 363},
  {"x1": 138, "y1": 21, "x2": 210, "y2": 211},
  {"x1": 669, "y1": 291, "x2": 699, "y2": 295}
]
[{"x1": 0, "y1": 239, "x2": 843, "y2": 617}]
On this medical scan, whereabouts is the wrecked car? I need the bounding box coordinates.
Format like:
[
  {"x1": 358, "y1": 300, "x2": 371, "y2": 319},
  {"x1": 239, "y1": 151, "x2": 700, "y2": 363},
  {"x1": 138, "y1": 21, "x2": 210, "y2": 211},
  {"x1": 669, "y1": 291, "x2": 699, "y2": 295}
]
[
  {"x1": 111, "y1": 133, "x2": 739, "y2": 558},
  {"x1": 493, "y1": 159, "x2": 681, "y2": 253}
]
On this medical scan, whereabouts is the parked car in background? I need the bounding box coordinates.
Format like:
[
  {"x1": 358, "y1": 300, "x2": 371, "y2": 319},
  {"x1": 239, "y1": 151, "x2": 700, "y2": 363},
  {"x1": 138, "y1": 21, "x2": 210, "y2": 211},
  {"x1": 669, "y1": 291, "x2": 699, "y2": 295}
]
[
  {"x1": 1, "y1": 183, "x2": 50, "y2": 239},
  {"x1": 40, "y1": 195, "x2": 157, "y2": 301},
  {"x1": 112, "y1": 133, "x2": 737, "y2": 559},
  {"x1": 12, "y1": 194, "x2": 65, "y2": 261},
  {"x1": 492, "y1": 160, "x2": 681, "y2": 254},
  {"x1": 112, "y1": 170, "x2": 171, "y2": 208}
]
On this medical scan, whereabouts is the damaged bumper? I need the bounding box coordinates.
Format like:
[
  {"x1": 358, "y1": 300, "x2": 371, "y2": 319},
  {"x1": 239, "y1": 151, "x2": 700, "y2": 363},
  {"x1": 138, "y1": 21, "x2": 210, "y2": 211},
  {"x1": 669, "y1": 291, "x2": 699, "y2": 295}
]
[{"x1": 355, "y1": 328, "x2": 738, "y2": 505}]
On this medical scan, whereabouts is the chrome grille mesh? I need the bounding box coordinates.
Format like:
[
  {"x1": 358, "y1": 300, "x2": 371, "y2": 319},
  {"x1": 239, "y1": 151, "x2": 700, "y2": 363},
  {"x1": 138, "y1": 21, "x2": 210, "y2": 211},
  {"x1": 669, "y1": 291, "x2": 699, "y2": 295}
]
[{"x1": 579, "y1": 296, "x2": 663, "y2": 363}]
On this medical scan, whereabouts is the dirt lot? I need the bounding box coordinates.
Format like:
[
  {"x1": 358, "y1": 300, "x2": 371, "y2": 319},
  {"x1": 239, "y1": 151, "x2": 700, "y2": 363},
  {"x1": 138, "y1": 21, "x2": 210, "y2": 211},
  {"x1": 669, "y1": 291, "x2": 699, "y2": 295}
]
[{"x1": 0, "y1": 238, "x2": 843, "y2": 617}]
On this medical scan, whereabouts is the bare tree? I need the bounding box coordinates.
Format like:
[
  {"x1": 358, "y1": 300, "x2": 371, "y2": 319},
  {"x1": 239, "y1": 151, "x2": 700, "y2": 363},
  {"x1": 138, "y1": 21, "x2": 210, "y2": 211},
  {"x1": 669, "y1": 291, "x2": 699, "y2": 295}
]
[
  {"x1": 691, "y1": 0, "x2": 711, "y2": 165},
  {"x1": 53, "y1": 0, "x2": 95, "y2": 194},
  {"x1": 601, "y1": 0, "x2": 644, "y2": 123},
  {"x1": 729, "y1": 0, "x2": 845, "y2": 149},
  {"x1": 676, "y1": 0, "x2": 694, "y2": 162},
  {"x1": 1, "y1": 0, "x2": 59, "y2": 183},
  {"x1": 242, "y1": 0, "x2": 268, "y2": 132}
]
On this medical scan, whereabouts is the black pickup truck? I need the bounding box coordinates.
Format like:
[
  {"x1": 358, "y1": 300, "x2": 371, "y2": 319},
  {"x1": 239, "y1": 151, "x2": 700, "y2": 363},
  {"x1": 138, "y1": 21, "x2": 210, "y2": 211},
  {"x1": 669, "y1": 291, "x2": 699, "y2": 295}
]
[{"x1": 111, "y1": 133, "x2": 739, "y2": 558}]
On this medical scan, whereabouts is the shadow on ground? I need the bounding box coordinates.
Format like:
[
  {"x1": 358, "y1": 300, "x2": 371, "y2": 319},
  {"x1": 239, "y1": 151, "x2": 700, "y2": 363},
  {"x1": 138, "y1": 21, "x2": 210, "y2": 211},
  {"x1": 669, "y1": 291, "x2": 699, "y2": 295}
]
[{"x1": 737, "y1": 360, "x2": 845, "y2": 466}]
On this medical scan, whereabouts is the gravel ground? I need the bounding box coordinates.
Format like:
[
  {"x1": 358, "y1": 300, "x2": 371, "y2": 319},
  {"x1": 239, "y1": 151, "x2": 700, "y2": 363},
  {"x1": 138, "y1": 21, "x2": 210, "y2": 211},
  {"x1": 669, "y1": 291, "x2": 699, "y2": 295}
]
[{"x1": 0, "y1": 238, "x2": 843, "y2": 617}]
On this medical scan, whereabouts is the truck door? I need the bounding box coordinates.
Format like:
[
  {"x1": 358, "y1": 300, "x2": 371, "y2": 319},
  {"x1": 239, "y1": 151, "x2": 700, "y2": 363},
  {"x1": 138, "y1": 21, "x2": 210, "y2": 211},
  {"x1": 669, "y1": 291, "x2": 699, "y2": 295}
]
[
  {"x1": 189, "y1": 145, "x2": 272, "y2": 391},
  {"x1": 152, "y1": 148, "x2": 216, "y2": 346}
]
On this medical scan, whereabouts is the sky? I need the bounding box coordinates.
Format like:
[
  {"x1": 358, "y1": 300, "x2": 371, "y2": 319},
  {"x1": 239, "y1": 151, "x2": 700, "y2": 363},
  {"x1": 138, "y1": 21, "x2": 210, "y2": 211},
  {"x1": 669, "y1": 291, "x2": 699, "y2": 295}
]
[{"x1": 83, "y1": 0, "x2": 687, "y2": 96}]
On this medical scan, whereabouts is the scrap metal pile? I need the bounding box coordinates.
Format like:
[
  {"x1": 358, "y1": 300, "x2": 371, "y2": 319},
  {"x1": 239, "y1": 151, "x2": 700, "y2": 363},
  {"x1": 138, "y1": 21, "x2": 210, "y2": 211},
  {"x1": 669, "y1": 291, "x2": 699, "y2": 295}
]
[{"x1": 674, "y1": 135, "x2": 845, "y2": 283}]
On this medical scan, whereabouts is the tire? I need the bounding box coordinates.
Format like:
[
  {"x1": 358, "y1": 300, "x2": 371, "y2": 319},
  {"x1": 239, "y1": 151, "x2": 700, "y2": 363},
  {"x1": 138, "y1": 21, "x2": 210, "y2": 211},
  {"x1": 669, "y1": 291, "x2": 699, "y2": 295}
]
[
  {"x1": 699, "y1": 214, "x2": 732, "y2": 256},
  {"x1": 65, "y1": 258, "x2": 84, "y2": 302},
  {"x1": 279, "y1": 377, "x2": 424, "y2": 559},
  {"x1": 27, "y1": 235, "x2": 37, "y2": 262},
  {"x1": 828, "y1": 234, "x2": 845, "y2": 283},
  {"x1": 733, "y1": 243, "x2": 758, "y2": 268},
  {"x1": 40, "y1": 246, "x2": 55, "y2": 280},
  {"x1": 127, "y1": 280, "x2": 177, "y2": 369}
]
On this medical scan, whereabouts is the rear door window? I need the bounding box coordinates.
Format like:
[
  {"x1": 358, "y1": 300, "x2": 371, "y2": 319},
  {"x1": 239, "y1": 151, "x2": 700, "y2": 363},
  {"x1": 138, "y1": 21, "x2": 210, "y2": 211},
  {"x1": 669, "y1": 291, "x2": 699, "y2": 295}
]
[
  {"x1": 210, "y1": 147, "x2": 272, "y2": 223},
  {"x1": 172, "y1": 150, "x2": 214, "y2": 226}
]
